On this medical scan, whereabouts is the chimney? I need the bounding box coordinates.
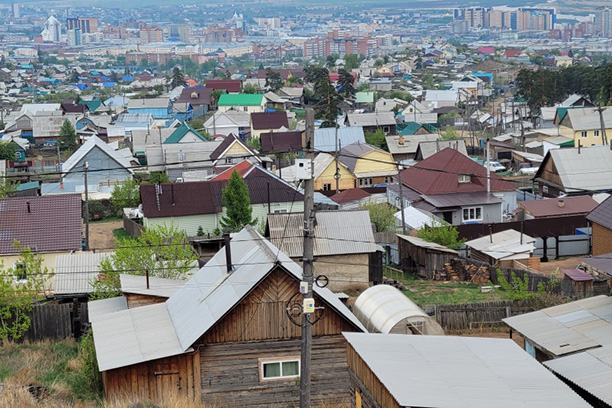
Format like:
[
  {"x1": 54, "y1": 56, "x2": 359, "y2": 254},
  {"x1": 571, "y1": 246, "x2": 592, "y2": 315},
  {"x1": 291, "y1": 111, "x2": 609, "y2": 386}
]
[
  {"x1": 398, "y1": 135, "x2": 404, "y2": 145},
  {"x1": 558, "y1": 199, "x2": 565, "y2": 208},
  {"x1": 223, "y1": 228, "x2": 233, "y2": 273},
  {"x1": 26, "y1": 201, "x2": 30, "y2": 213}
]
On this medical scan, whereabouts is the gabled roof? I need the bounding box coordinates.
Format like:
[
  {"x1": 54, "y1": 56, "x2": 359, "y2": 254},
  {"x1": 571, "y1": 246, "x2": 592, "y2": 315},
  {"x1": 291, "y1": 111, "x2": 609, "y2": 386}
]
[
  {"x1": 0, "y1": 194, "x2": 82, "y2": 255},
  {"x1": 127, "y1": 97, "x2": 170, "y2": 110},
  {"x1": 175, "y1": 87, "x2": 212, "y2": 105},
  {"x1": 398, "y1": 122, "x2": 437, "y2": 136},
  {"x1": 330, "y1": 188, "x2": 371, "y2": 204},
  {"x1": 260, "y1": 131, "x2": 303, "y2": 153},
  {"x1": 250, "y1": 111, "x2": 289, "y2": 130},
  {"x1": 587, "y1": 195, "x2": 612, "y2": 230},
  {"x1": 203, "y1": 110, "x2": 251, "y2": 130},
  {"x1": 210, "y1": 160, "x2": 252, "y2": 181},
  {"x1": 415, "y1": 139, "x2": 467, "y2": 160},
  {"x1": 339, "y1": 142, "x2": 391, "y2": 173},
  {"x1": 314, "y1": 126, "x2": 365, "y2": 153},
  {"x1": 399, "y1": 147, "x2": 516, "y2": 194},
  {"x1": 205, "y1": 79, "x2": 241, "y2": 93},
  {"x1": 465, "y1": 229, "x2": 535, "y2": 261},
  {"x1": 163, "y1": 122, "x2": 208, "y2": 144},
  {"x1": 62, "y1": 135, "x2": 133, "y2": 174},
  {"x1": 346, "y1": 112, "x2": 395, "y2": 127},
  {"x1": 55, "y1": 252, "x2": 112, "y2": 295},
  {"x1": 218, "y1": 93, "x2": 264, "y2": 106},
  {"x1": 355, "y1": 92, "x2": 374, "y2": 104},
  {"x1": 91, "y1": 227, "x2": 366, "y2": 371},
  {"x1": 536, "y1": 147, "x2": 612, "y2": 193},
  {"x1": 520, "y1": 196, "x2": 598, "y2": 218},
  {"x1": 563, "y1": 107, "x2": 612, "y2": 131},
  {"x1": 268, "y1": 210, "x2": 376, "y2": 257},
  {"x1": 386, "y1": 133, "x2": 440, "y2": 155},
  {"x1": 209, "y1": 133, "x2": 255, "y2": 162}
]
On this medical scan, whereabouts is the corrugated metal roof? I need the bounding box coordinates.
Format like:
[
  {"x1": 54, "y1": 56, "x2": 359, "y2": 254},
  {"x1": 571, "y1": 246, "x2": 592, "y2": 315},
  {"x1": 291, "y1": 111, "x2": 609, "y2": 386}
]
[
  {"x1": 394, "y1": 207, "x2": 440, "y2": 231},
  {"x1": 120, "y1": 274, "x2": 185, "y2": 298},
  {"x1": 88, "y1": 296, "x2": 127, "y2": 323},
  {"x1": 544, "y1": 147, "x2": 612, "y2": 193},
  {"x1": 421, "y1": 191, "x2": 502, "y2": 209},
  {"x1": 465, "y1": 229, "x2": 535, "y2": 261},
  {"x1": 397, "y1": 234, "x2": 458, "y2": 254},
  {"x1": 62, "y1": 135, "x2": 133, "y2": 174},
  {"x1": 521, "y1": 196, "x2": 598, "y2": 218},
  {"x1": 565, "y1": 106, "x2": 612, "y2": 131},
  {"x1": 416, "y1": 139, "x2": 467, "y2": 159},
  {"x1": 92, "y1": 302, "x2": 183, "y2": 372},
  {"x1": 267, "y1": 210, "x2": 376, "y2": 258},
  {"x1": 54, "y1": 252, "x2": 111, "y2": 295},
  {"x1": 353, "y1": 285, "x2": 443, "y2": 334},
  {"x1": 217, "y1": 93, "x2": 264, "y2": 106},
  {"x1": 346, "y1": 112, "x2": 395, "y2": 127},
  {"x1": 587, "y1": 195, "x2": 612, "y2": 230},
  {"x1": 127, "y1": 97, "x2": 170, "y2": 110},
  {"x1": 581, "y1": 253, "x2": 612, "y2": 277},
  {"x1": 386, "y1": 133, "x2": 439, "y2": 155},
  {"x1": 314, "y1": 126, "x2": 365, "y2": 152},
  {"x1": 343, "y1": 333, "x2": 590, "y2": 408}
]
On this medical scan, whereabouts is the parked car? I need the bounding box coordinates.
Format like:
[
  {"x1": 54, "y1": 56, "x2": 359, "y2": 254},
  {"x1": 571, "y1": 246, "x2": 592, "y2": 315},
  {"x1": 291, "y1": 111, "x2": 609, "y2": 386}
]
[
  {"x1": 43, "y1": 140, "x2": 57, "y2": 147},
  {"x1": 518, "y1": 167, "x2": 539, "y2": 175},
  {"x1": 484, "y1": 161, "x2": 506, "y2": 173}
]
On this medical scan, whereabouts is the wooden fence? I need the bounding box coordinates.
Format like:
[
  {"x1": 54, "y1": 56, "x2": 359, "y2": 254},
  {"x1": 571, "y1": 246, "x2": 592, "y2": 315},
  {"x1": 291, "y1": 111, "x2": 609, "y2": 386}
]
[
  {"x1": 123, "y1": 215, "x2": 144, "y2": 238},
  {"x1": 435, "y1": 300, "x2": 533, "y2": 331},
  {"x1": 16, "y1": 303, "x2": 89, "y2": 342}
]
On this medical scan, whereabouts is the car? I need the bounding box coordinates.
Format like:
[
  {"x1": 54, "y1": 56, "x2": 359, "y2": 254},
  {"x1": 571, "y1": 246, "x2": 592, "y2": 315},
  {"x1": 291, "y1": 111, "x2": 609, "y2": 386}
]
[
  {"x1": 484, "y1": 161, "x2": 506, "y2": 173},
  {"x1": 43, "y1": 140, "x2": 57, "y2": 147},
  {"x1": 518, "y1": 167, "x2": 539, "y2": 175}
]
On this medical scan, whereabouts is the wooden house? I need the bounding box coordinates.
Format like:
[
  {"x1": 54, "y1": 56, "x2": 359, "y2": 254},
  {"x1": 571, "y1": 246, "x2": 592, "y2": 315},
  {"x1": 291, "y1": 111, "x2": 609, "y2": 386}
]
[
  {"x1": 587, "y1": 195, "x2": 612, "y2": 256},
  {"x1": 90, "y1": 226, "x2": 366, "y2": 406},
  {"x1": 397, "y1": 234, "x2": 458, "y2": 279},
  {"x1": 339, "y1": 142, "x2": 397, "y2": 188}
]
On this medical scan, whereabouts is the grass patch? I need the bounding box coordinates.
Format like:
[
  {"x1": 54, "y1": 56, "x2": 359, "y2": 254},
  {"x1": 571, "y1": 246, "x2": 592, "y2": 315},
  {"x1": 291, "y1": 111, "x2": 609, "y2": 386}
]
[
  {"x1": 388, "y1": 271, "x2": 503, "y2": 306},
  {"x1": 112, "y1": 228, "x2": 132, "y2": 241}
]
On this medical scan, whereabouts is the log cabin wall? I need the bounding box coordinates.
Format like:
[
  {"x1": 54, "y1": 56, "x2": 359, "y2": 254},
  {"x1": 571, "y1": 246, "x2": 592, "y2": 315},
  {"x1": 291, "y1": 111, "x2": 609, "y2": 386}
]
[
  {"x1": 125, "y1": 293, "x2": 168, "y2": 309},
  {"x1": 201, "y1": 267, "x2": 357, "y2": 344},
  {"x1": 199, "y1": 335, "x2": 351, "y2": 407},
  {"x1": 102, "y1": 351, "x2": 201, "y2": 402},
  {"x1": 346, "y1": 344, "x2": 401, "y2": 408}
]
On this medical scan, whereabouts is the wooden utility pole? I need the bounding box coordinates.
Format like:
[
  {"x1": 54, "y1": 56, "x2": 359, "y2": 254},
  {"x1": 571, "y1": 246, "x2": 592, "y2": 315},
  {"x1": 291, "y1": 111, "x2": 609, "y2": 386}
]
[
  {"x1": 83, "y1": 162, "x2": 89, "y2": 251},
  {"x1": 398, "y1": 165, "x2": 406, "y2": 235},
  {"x1": 335, "y1": 123, "x2": 340, "y2": 193},
  {"x1": 597, "y1": 103, "x2": 608, "y2": 146},
  {"x1": 300, "y1": 108, "x2": 316, "y2": 408}
]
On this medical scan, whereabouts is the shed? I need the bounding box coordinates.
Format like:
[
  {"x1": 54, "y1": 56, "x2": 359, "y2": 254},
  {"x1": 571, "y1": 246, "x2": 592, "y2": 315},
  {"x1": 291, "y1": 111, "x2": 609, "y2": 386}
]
[
  {"x1": 397, "y1": 234, "x2": 458, "y2": 279},
  {"x1": 353, "y1": 285, "x2": 444, "y2": 335},
  {"x1": 464, "y1": 229, "x2": 536, "y2": 267},
  {"x1": 562, "y1": 268, "x2": 594, "y2": 298}
]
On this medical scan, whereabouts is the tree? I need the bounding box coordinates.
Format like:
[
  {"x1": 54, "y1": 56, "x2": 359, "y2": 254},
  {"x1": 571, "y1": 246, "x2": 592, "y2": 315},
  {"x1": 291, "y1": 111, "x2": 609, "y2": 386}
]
[
  {"x1": 365, "y1": 129, "x2": 388, "y2": 150},
  {"x1": 265, "y1": 68, "x2": 283, "y2": 92},
  {"x1": 210, "y1": 89, "x2": 224, "y2": 108},
  {"x1": 0, "y1": 141, "x2": 15, "y2": 161},
  {"x1": 66, "y1": 69, "x2": 79, "y2": 83},
  {"x1": 168, "y1": 67, "x2": 187, "y2": 88},
  {"x1": 0, "y1": 179, "x2": 18, "y2": 198},
  {"x1": 220, "y1": 170, "x2": 256, "y2": 231},
  {"x1": 58, "y1": 119, "x2": 77, "y2": 151},
  {"x1": 344, "y1": 54, "x2": 360, "y2": 71},
  {"x1": 149, "y1": 171, "x2": 169, "y2": 184},
  {"x1": 0, "y1": 242, "x2": 52, "y2": 341},
  {"x1": 93, "y1": 223, "x2": 197, "y2": 298},
  {"x1": 337, "y1": 68, "x2": 356, "y2": 99},
  {"x1": 326, "y1": 55, "x2": 336, "y2": 69},
  {"x1": 441, "y1": 127, "x2": 461, "y2": 140},
  {"x1": 417, "y1": 217, "x2": 465, "y2": 249},
  {"x1": 359, "y1": 201, "x2": 396, "y2": 233},
  {"x1": 109, "y1": 179, "x2": 140, "y2": 216},
  {"x1": 243, "y1": 83, "x2": 259, "y2": 94},
  {"x1": 306, "y1": 66, "x2": 341, "y2": 127}
]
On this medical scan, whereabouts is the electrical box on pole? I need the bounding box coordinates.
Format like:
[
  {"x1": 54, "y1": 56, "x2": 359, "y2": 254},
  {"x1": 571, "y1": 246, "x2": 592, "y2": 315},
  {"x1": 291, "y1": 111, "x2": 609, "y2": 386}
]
[{"x1": 295, "y1": 159, "x2": 313, "y2": 180}]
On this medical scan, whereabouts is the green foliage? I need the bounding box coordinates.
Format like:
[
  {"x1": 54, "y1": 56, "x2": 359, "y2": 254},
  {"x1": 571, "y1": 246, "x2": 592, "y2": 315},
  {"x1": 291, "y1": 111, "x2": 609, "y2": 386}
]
[
  {"x1": 417, "y1": 217, "x2": 466, "y2": 249},
  {"x1": 383, "y1": 89, "x2": 413, "y2": 102},
  {"x1": 197, "y1": 226, "x2": 205, "y2": 236},
  {"x1": 188, "y1": 117, "x2": 204, "y2": 132},
  {"x1": 441, "y1": 127, "x2": 461, "y2": 140},
  {"x1": 79, "y1": 329, "x2": 102, "y2": 394},
  {"x1": 92, "y1": 223, "x2": 197, "y2": 299},
  {"x1": 0, "y1": 179, "x2": 18, "y2": 198},
  {"x1": 364, "y1": 129, "x2": 388, "y2": 150},
  {"x1": 343, "y1": 53, "x2": 360, "y2": 71},
  {"x1": 265, "y1": 68, "x2": 283, "y2": 92},
  {"x1": 306, "y1": 65, "x2": 341, "y2": 127},
  {"x1": 149, "y1": 171, "x2": 169, "y2": 184},
  {"x1": 220, "y1": 170, "x2": 256, "y2": 231},
  {"x1": 109, "y1": 179, "x2": 140, "y2": 216},
  {"x1": 59, "y1": 119, "x2": 77, "y2": 152},
  {"x1": 0, "y1": 141, "x2": 15, "y2": 161},
  {"x1": 359, "y1": 201, "x2": 396, "y2": 233},
  {"x1": 286, "y1": 76, "x2": 303, "y2": 87},
  {"x1": 168, "y1": 67, "x2": 187, "y2": 88},
  {"x1": 0, "y1": 120, "x2": 5, "y2": 131},
  {"x1": 421, "y1": 70, "x2": 436, "y2": 90},
  {"x1": 243, "y1": 83, "x2": 259, "y2": 94},
  {"x1": 494, "y1": 269, "x2": 533, "y2": 300},
  {"x1": 0, "y1": 242, "x2": 53, "y2": 341},
  {"x1": 337, "y1": 68, "x2": 356, "y2": 99},
  {"x1": 87, "y1": 199, "x2": 113, "y2": 221}
]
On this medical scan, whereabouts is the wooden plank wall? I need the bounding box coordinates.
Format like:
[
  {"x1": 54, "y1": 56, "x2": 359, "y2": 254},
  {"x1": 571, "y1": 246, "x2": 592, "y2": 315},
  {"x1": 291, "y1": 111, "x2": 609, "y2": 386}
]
[
  {"x1": 103, "y1": 351, "x2": 201, "y2": 403},
  {"x1": 346, "y1": 344, "x2": 400, "y2": 408},
  {"x1": 14, "y1": 303, "x2": 89, "y2": 341},
  {"x1": 200, "y1": 335, "x2": 351, "y2": 408},
  {"x1": 125, "y1": 293, "x2": 168, "y2": 309},
  {"x1": 435, "y1": 300, "x2": 534, "y2": 331},
  {"x1": 201, "y1": 267, "x2": 356, "y2": 344}
]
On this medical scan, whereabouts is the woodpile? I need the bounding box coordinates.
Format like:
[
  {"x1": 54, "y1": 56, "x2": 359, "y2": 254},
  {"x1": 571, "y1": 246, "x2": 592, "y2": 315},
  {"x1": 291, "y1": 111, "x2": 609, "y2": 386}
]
[{"x1": 434, "y1": 259, "x2": 491, "y2": 285}]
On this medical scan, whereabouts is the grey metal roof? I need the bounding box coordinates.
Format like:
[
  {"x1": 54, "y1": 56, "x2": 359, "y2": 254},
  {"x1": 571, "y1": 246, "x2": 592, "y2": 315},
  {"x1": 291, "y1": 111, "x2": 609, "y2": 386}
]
[
  {"x1": 343, "y1": 333, "x2": 590, "y2": 408},
  {"x1": 465, "y1": 229, "x2": 536, "y2": 261},
  {"x1": 267, "y1": 210, "x2": 377, "y2": 258},
  {"x1": 421, "y1": 191, "x2": 502, "y2": 209},
  {"x1": 62, "y1": 135, "x2": 133, "y2": 174},
  {"x1": 314, "y1": 126, "x2": 365, "y2": 152},
  {"x1": 119, "y1": 274, "x2": 185, "y2": 298},
  {"x1": 386, "y1": 133, "x2": 439, "y2": 155},
  {"x1": 339, "y1": 142, "x2": 388, "y2": 173},
  {"x1": 416, "y1": 139, "x2": 467, "y2": 159},
  {"x1": 581, "y1": 253, "x2": 612, "y2": 277},
  {"x1": 92, "y1": 302, "x2": 183, "y2": 372},
  {"x1": 54, "y1": 252, "x2": 111, "y2": 295},
  {"x1": 127, "y1": 97, "x2": 170, "y2": 110},
  {"x1": 88, "y1": 296, "x2": 127, "y2": 323},
  {"x1": 542, "y1": 147, "x2": 612, "y2": 193},
  {"x1": 397, "y1": 234, "x2": 458, "y2": 254},
  {"x1": 565, "y1": 106, "x2": 612, "y2": 131}
]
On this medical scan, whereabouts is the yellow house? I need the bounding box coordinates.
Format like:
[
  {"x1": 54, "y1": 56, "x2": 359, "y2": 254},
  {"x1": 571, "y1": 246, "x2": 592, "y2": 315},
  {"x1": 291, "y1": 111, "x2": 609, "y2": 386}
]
[
  {"x1": 339, "y1": 142, "x2": 397, "y2": 187},
  {"x1": 313, "y1": 153, "x2": 355, "y2": 191},
  {"x1": 559, "y1": 107, "x2": 612, "y2": 148},
  {"x1": 0, "y1": 194, "x2": 83, "y2": 293},
  {"x1": 210, "y1": 134, "x2": 262, "y2": 173}
]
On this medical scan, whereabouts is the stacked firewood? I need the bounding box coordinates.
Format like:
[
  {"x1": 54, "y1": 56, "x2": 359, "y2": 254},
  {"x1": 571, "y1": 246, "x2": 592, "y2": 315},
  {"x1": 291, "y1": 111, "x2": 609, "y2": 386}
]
[{"x1": 439, "y1": 259, "x2": 491, "y2": 285}]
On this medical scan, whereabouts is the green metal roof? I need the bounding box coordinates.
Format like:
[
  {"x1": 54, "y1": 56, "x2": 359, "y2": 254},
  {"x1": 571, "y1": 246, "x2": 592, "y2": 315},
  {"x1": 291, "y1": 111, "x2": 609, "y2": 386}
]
[
  {"x1": 16, "y1": 181, "x2": 39, "y2": 191},
  {"x1": 79, "y1": 99, "x2": 102, "y2": 112},
  {"x1": 398, "y1": 122, "x2": 437, "y2": 135},
  {"x1": 355, "y1": 92, "x2": 374, "y2": 104},
  {"x1": 217, "y1": 93, "x2": 264, "y2": 106},
  {"x1": 163, "y1": 122, "x2": 208, "y2": 144}
]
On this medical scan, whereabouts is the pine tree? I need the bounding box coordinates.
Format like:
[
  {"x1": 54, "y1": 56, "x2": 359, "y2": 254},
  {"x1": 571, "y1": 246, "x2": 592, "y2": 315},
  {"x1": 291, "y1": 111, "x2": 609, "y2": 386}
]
[
  {"x1": 59, "y1": 119, "x2": 77, "y2": 151},
  {"x1": 265, "y1": 68, "x2": 283, "y2": 92},
  {"x1": 220, "y1": 170, "x2": 256, "y2": 231},
  {"x1": 337, "y1": 68, "x2": 356, "y2": 99},
  {"x1": 169, "y1": 67, "x2": 187, "y2": 88}
]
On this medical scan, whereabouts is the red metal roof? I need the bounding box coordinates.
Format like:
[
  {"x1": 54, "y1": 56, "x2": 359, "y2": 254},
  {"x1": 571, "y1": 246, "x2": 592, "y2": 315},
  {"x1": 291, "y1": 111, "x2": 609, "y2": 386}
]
[
  {"x1": 330, "y1": 188, "x2": 371, "y2": 204},
  {"x1": 520, "y1": 196, "x2": 598, "y2": 218},
  {"x1": 0, "y1": 194, "x2": 83, "y2": 255},
  {"x1": 399, "y1": 147, "x2": 515, "y2": 195},
  {"x1": 211, "y1": 160, "x2": 252, "y2": 181},
  {"x1": 205, "y1": 79, "x2": 242, "y2": 93},
  {"x1": 563, "y1": 269, "x2": 593, "y2": 282}
]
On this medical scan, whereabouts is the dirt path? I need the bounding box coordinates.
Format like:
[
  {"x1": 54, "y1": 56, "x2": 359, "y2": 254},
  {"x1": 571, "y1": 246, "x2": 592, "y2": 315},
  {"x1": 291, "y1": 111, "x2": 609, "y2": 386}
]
[
  {"x1": 537, "y1": 256, "x2": 583, "y2": 277},
  {"x1": 85, "y1": 220, "x2": 122, "y2": 252}
]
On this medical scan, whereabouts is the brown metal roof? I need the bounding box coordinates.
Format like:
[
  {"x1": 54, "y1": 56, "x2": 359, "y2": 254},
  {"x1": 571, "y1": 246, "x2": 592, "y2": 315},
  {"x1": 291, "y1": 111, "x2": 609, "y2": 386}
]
[
  {"x1": 250, "y1": 111, "x2": 289, "y2": 131},
  {"x1": 260, "y1": 131, "x2": 303, "y2": 153},
  {"x1": 175, "y1": 87, "x2": 212, "y2": 106},
  {"x1": 0, "y1": 194, "x2": 82, "y2": 255},
  {"x1": 587, "y1": 195, "x2": 612, "y2": 230},
  {"x1": 520, "y1": 196, "x2": 598, "y2": 218},
  {"x1": 204, "y1": 79, "x2": 242, "y2": 93},
  {"x1": 562, "y1": 269, "x2": 593, "y2": 282},
  {"x1": 330, "y1": 188, "x2": 370, "y2": 204}
]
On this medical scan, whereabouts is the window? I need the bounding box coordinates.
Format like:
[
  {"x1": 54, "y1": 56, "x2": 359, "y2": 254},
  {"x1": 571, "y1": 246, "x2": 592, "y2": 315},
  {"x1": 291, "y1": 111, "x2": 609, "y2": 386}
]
[
  {"x1": 581, "y1": 131, "x2": 588, "y2": 138},
  {"x1": 542, "y1": 185, "x2": 549, "y2": 194},
  {"x1": 260, "y1": 358, "x2": 300, "y2": 380},
  {"x1": 359, "y1": 178, "x2": 373, "y2": 187},
  {"x1": 14, "y1": 262, "x2": 27, "y2": 282},
  {"x1": 384, "y1": 176, "x2": 392, "y2": 184},
  {"x1": 323, "y1": 183, "x2": 331, "y2": 191},
  {"x1": 594, "y1": 130, "x2": 600, "y2": 137},
  {"x1": 274, "y1": 209, "x2": 287, "y2": 214},
  {"x1": 383, "y1": 126, "x2": 390, "y2": 133},
  {"x1": 458, "y1": 174, "x2": 471, "y2": 183},
  {"x1": 225, "y1": 157, "x2": 233, "y2": 164},
  {"x1": 462, "y1": 206, "x2": 483, "y2": 222}
]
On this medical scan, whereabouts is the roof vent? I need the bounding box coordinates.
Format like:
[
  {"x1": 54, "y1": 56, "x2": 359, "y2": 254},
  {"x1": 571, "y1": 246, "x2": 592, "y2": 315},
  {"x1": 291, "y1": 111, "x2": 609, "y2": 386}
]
[
  {"x1": 558, "y1": 199, "x2": 565, "y2": 208},
  {"x1": 398, "y1": 135, "x2": 404, "y2": 145},
  {"x1": 190, "y1": 92, "x2": 198, "y2": 99}
]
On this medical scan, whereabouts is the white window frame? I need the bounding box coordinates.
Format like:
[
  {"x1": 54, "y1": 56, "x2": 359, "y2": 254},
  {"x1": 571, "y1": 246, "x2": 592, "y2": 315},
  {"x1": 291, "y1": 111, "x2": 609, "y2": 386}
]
[
  {"x1": 462, "y1": 206, "x2": 483, "y2": 222},
  {"x1": 594, "y1": 130, "x2": 600, "y2": 137},
  {"x1": 259, "y1": 357, "x2": 300, "y2": 381},
  {"x1": 458, "y1": 174, "x2": 471, "y2": 183},
  {"x1": 581, "y1": 131, "x2": 588, "y2": 138}
]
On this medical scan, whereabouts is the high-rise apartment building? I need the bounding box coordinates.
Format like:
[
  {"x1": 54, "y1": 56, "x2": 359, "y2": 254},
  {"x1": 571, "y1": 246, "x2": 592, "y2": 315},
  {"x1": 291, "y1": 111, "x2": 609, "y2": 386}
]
[
  {"x1": 453, "y1": 6, "x2": 555, "y2": 31},
  {"x1": 596, "y1": 8, "x2": 612, "y2": 38},
  {"x1": 12, "y1": 3, "x2": 19, "y2": 18},
  {"x1": 140, "y1": 27, "x2": 163, "y2": 44},
  {"x1": 169, "y1": 24, "x2": 189, "y2": 42},
  {"x1": 43, "y1": 16, "x2": 62, "y2": 42},
  {"x1": 66, "y1": 17, "x2": 99, "y2": 34}
]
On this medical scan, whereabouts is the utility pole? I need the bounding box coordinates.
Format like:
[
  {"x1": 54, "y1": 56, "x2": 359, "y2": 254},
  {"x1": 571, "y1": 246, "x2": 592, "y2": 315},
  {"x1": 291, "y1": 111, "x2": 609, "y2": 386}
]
[
  {"x1": 334, "y1": 123, "x2": 339, "y2": 193},
  {"x1": 597, "y1": 103, "x2": 608, "y2": 146},
  {"x1": 398, "y1": 164, "x2": 406, "y2": 235},
  {"x1": 300, "y1": 108, "x2": 316, "y2": 408},
  {"x1": 83, "y1": 161, "x2": 89, "y2": 251}
]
